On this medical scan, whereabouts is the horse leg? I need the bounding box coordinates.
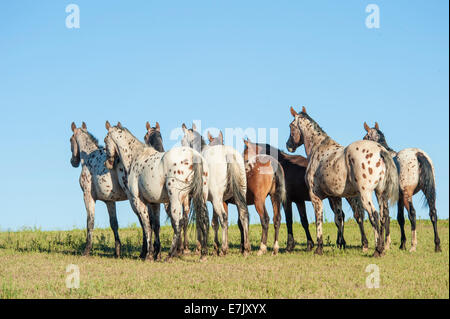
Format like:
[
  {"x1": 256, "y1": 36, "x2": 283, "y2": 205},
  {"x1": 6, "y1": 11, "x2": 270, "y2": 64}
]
[
  {"x1": 211, "y1": 209, "x2": 221, "y2": 255},
  {"x1": 237, "y1": 202, "x2": 250, "y2": 256},
  {"x1": 149, "y1": 203, "x2": 161, "y2": 261},
  {"x1": 397, "y1": 197, "x2": 406, "y2": 250},
  {"x1": 359, "y1": 192, "x2": 383, "y2": 257},
  {"x1": 329, "y1": 197, "x2": 346, "y2": 249},
  {"x1": 295, "y1": 201, "x2": 314, "y2": 251},
  {"x1": 222, "y1": 202, "x2": 229, "y2": 254},
  {"x1": 255, "y1": 198, "x2": 269, "y2": 255},
  {"x1": 404, "y1": 196, "x2": 417, "y2": 252},
  {"x1": 309, "y1": 192, "x2": 324, "y2": 255},
  {"x1": 105, "y1": 201, "x2": 121, "y2": 258},
  {"x1": 270, "y1": 194, "x2": 281, "y2": 255},
  {"x1": 346, "y1": 197, "x2": 368, "y2": 251},
  {"x1": 83, "y1": 193, "x2": 95, "y2": 256},
  {"x1": 129, "y1": 197, "x2": 153, "y2": 260},
  {"x1": 182, "y1": 196, "x2": 191, "y2": 254},
  {"x1": 384, "y1": 207, "x2": 391, "y2": 250},
  {"x1": 284, "y1": 200, "x2": 295, "y2": 252},
  {"x1": 166, "y1": 198, "x2": 183, "y2": 261}
]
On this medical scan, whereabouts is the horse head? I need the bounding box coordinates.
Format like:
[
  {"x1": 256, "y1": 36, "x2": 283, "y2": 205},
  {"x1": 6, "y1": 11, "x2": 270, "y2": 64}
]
[
  {"x1": 181, "y1": 123, "x2": 204, "y2": 152},
  {"x1": 207, "y1": 130, "x2": 223, "y2": 146},
  {"x1": 286, "y1": 106, "x2": 306, "y2": 153},
  {"x1": 144, "y1": 121, "x2": 164, "y2": 152}
]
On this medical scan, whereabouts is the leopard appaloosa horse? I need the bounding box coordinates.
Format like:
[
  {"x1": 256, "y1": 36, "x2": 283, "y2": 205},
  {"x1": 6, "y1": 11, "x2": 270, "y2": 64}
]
[
  {"x1": 243, "y1": 139, "x2": 369, "y2": 252},
  {"x1": 70, "y1": 122, "x2": 128, "y2": 257},
  {"x1": 287, "y1": 107, "x2": 398, "y2": 257},
  {"x1": 144, "y1": 121, "x2": 193, "y2": 255},
  {"x1": 363, "y1": 122, "x2": 441, "y2": 252},
  {"x1": 104, "y1": 121, "x2": 210, "y2": 261}
]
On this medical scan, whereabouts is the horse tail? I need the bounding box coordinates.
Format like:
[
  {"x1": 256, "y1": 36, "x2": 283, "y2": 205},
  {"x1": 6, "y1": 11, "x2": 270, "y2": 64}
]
[
  {"x1": 227, "y1": 153, "x2": 249, "y2": 224},
  {"x1": 416, "y1": 152, "x2": 436, "y2": 208},
  {"x1": 274, "y1": 161, "x2": 287, "y2": 210},
  {"x1": 189, "y1": 152, "x2": 209, "y2": 255},
  {"x1": 380, "y1": 149, "x2": 399, "y2": 206}
]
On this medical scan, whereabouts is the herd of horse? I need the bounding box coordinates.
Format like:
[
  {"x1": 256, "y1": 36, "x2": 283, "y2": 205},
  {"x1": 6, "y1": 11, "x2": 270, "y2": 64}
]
[{"x1": 69, "y1": 106, "x2": 441, "y2": 261}]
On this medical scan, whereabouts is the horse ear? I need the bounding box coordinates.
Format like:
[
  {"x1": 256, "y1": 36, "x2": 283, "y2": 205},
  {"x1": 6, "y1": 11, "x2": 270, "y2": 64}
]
[
  {"x1": 155, "y1": 122, "x2": 160, "y2": 131},
  {"x1": 71, "y1": 122, "x2": 76, "y2": 132},
  {"x1": 182, "y1": 123, "x2": 188, "y2": 133},
  {"x1": 81, "y1": 122, "x2": 87, "y2": 130},
  {"x1": 105, "y1": 121, "x2": 111, "y2": 131},
  {"x1": 207, "y1": 131, "x2": 213, "y2": 142},
  {"x1": 146, "y1": 121, "x2": 151, "y2": 131},
  {"x1": 192, "y1": 123, "x2": 197, "y2": 131},
  {"x1": 364, "y1": 122, "x2": 370, "y2": 132},
  {"x1": 117, "y1": 122, "x2": 123, "y2": 129},
  {"x1": 302, "y1": 106, "x2": 307, "y2": 114},
  {"x1": 375, "y1": 122, "x2": 379, "y2": 130},
  {"x1": 290, "y1": 106, "x2": 298, "y2": 117},
  {"x1": 243, "y1": 138, "x2": 249, "y2": 146},
  {"x1": 218, "y1": 131, "x2": 223, "y2": 143}
]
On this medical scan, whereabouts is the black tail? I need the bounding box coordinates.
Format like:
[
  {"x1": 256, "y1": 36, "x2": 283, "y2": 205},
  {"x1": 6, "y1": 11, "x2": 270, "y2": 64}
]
[{"x1": 416, "y1": 152, "x2": 436, "y2": 208}]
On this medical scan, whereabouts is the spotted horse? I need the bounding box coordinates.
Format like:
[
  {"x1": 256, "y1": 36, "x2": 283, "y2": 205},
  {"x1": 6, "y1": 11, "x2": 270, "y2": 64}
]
[
  {"x1": 243, "y1": 139, "x2": 369, "y2": 252},
  {"x1": 287, "y1": 107, "x2": 399, "y2": 257},
  {"x1": 363, "y1": 122, "x2": 441, "y2": 252},
  {"x1": 69, "y1": 122, "x2": 128, "y2": 257},
  {"x1": 104, "y1": 121, "x2": 210, "y2": 261},
  {"x1": 144, "y1": 121, "x2": 193, "y2": 255}
]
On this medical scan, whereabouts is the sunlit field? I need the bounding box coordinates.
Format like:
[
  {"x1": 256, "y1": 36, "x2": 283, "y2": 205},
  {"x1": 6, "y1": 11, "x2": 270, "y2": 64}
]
[{"x1": 0, "y1": 219, "x2": 448, "y2": 299}]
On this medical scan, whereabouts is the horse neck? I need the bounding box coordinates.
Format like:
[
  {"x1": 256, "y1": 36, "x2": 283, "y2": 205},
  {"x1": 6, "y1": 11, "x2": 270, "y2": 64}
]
[
  {"x1": 115, "y1": 131, "x2": 146, "y2": 172},
  {"x1": 76, "y1": 133, "x2": 99, "y2": 162},
  {"x1": 298, "y1": 116, "x2": 336, "y2": 158}
]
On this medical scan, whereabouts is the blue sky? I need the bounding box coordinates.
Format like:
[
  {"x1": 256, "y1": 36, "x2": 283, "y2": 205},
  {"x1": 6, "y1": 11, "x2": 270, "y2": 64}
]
[{"x1": 0, "y1": 1, "x2": 448, "y2": 231}]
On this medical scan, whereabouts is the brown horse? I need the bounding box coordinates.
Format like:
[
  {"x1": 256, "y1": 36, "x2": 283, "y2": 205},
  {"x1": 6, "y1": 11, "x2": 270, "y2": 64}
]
[
  {"x1": 244, "y1": 140, "x2": 369, "y2": 252},
  {"x1": 208, "y1": 133, "x2": 286, "y2": 255}
]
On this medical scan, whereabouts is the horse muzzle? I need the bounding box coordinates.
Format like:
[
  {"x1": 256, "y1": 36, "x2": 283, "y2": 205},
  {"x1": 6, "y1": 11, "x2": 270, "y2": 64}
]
[{"x1": 71, "y1": 157, "x2": 80, "y2": 168}]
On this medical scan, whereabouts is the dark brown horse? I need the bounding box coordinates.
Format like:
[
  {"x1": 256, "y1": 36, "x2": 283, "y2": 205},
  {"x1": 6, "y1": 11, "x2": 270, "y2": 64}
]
[{"x1": 245, "y1": 139, "x2": 369, "y2": 252}]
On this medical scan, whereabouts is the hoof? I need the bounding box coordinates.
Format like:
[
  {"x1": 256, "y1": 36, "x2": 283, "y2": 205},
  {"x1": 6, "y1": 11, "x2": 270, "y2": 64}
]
[
  {"x1": 82, "y1": 251, "x2": 91, "y2": 257},
  {"x1": 272, "y1": 249, "x2": 279, "y2": 256},
  {"x1": 362, "y1": 246, "x2": 369, "y2": 253},
  {"x1": 409, "y1": 246, "x2": 416, "y2": 253},
  {"x1": 183, "y1": 248, "x2": 191, "y2": 255},
  {"x1": 306, "y1": 241, "x2": 314, "y2": 252},
  {"x1": 314, "y1": 247, "x2": 323, "y2": 255},
  {"x1": 399, "y1": 243, "x2": 406, "y2": 250},
  {"x1": 435, "y1": 245, "x2": 442, "y2": 253},
  {"x1": 257, "y1": 249, "x2": 266, "y2": 256},
  {"x1": 199, "y1": 255, "x2": 208, "y2": 262}
]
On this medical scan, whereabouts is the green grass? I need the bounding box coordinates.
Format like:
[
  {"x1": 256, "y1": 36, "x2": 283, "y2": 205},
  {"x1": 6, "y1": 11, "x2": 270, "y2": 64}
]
[{"x1": 0, "y1": 219, "x2": 448, "y2": 298}]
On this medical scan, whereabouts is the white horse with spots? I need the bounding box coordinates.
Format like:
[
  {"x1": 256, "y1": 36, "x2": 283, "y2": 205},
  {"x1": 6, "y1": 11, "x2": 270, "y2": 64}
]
[
  {"x1": 181, "y1": 124, "x2": 251, "y2": 256},
  {"x1": 363, "y1": 122, "x2": 441, "y2": 252},
  {"x1": 287, "y1": 107, "x2": 399, "y2": 257},
  {"x1": 104, "y1": 121, "x2": 210, "y2": 261},
  {"x1": 69, "y1": 122, "x2": 128, "y2": 257},
  {"x1": 144, "y1": 121, "x2": 192, "y2": 255}
]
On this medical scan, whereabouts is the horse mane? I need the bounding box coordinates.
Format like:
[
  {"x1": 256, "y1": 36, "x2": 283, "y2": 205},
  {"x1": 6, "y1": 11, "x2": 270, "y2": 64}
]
[
  {"x1": 120, "y1": 126, "x2": 156, "y2": 152},
  {"x1": 80, "y1": 129, "x2": 100, "y2": 147},
  {"x1": 299, "y1": 111, "x2": 327, "y2": 136}
]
